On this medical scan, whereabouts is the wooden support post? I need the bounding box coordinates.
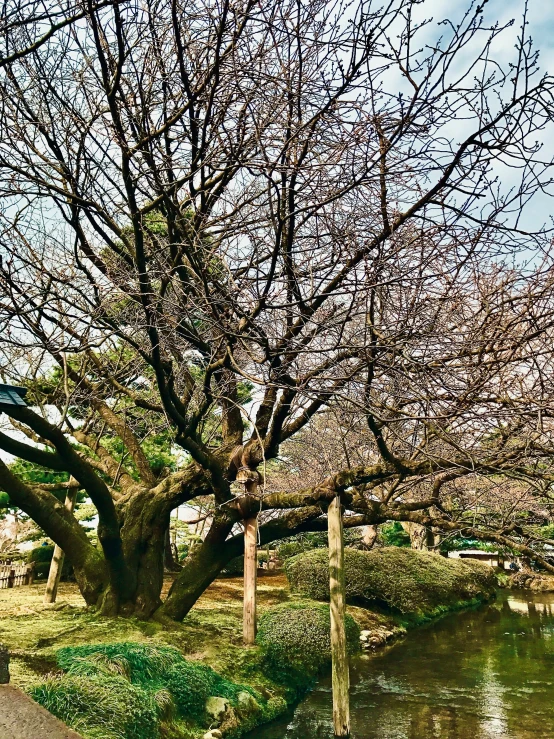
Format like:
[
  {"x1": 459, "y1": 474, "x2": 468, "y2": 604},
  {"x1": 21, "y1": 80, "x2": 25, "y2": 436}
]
[
  {"x1": 328, "y1": 495, "x2": 350, "y2": 738},
  {"x1": 0, "y1": 643, "x2": 9, "y2": 684},
  {"x1": 44, "y1": 489, "x2": 77, "y2": 604},
  {"x1": 243, "y1": 516, "x2": 258, "y2": 645}
]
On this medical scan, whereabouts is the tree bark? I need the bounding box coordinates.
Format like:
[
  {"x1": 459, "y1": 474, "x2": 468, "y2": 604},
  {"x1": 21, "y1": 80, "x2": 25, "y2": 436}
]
[
  {"x1": 401, "y1": 521, "x2": 435, "y2": 550},
  {"x1": 117, "y1": 491, "x2": 169, "y2": 618},
  {"x1": 44, "y1": 489, "x2": 77, "y2": 604},
  {"x1": 164, "y1": 526, "x2": 180, "y2": 571},
  {"x1": 156, "y1": 515, "x2": 235, "y2": 622},
  {"x1": 243, "y1": 516, "x2": 258, "y2": 645},
  {"x1": 360, "y1": 524, "x2": 377, "y2": 550},
  {"x1": 328, "y1": 495, "x2": 350, "y2": 738}
]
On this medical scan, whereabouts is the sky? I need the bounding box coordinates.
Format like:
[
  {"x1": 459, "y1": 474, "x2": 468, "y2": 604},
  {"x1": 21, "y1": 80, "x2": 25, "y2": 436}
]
[
  {"x1": 418, "y1": 0, "x2": 554, "y2": 69},
  {"x1": 416, "y1": 0, "x2": 554, "y2": 232}
]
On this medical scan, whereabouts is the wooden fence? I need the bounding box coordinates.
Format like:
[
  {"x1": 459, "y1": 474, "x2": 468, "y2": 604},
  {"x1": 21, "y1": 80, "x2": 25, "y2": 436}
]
[{"x1": 0, "y1": 561, "x2": 34, "y2": 589}]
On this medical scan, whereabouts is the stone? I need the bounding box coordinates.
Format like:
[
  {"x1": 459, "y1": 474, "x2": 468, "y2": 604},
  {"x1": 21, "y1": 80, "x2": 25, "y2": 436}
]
[
  {"x1": 0, "y1": 644, "x2": 9, "y2": 684},
  {"x1": 202, "y1": 731, "x2": 223, "y2": 739},
  {"x1": 205, "y1": 696, "x2": 230, "y2": 724},
  {"x1": 236, "y1": 690, "x2": 260, "y2": 716},
  {"x1": 0, "y1": 684, "x2": 83, "y2": 738},
  {"x1": 219, "y1": 706, "x2": 240, "y2": 735}
]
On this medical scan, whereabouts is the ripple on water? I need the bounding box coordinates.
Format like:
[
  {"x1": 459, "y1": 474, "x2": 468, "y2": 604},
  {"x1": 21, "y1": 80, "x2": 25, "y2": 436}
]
[{"x1": 251, "y1": 591, "x2": 554, "y2": 738}]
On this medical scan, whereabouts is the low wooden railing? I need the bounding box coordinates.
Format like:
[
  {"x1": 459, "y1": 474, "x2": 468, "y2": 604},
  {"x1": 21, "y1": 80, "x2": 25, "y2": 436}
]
[{"x1": 0, "y1": 561, "x2": 34, "y2": 589}]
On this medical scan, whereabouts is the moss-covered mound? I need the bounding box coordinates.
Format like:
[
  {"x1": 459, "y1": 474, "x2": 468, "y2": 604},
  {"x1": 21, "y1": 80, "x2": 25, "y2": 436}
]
[
  {"x1": 256, "y1": 603, "x2": 360, "y2": 694},
  {"x1": 285, "y1": 547, "x2": 496, "y2": 619},
  {"x1": 29, "y1": 642, "x2": 284, "y2": 739}
]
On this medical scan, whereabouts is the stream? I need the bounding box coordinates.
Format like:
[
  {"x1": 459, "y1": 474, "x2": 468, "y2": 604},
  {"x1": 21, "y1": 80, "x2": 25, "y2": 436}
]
[{"x1": 253, "y1": 590, "x2": 554, "y2": 739}]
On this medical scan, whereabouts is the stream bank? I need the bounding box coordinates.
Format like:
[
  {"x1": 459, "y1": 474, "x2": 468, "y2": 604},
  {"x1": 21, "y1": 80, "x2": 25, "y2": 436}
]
[{"x1": 251, "y1": 590, "x2": 554, "y2": 739}]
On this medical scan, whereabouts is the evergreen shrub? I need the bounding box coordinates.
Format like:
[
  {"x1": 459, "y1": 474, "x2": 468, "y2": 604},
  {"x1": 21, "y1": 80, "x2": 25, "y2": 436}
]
[
  {"x1": 27, "y1": 544, "x2": 73, "y2": 580},
  {"x1": 256, "y1": 602, "x2": 360, "y2": 683},
  {"x1": 284, "y1": 546, "x2": 496, "y2": 617}
]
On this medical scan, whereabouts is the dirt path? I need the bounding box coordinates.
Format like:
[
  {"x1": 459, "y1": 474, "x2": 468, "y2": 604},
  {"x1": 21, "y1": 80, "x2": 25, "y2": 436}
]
[{"x1": 0, "y1": 684, "x2": 82, "y2": 738}]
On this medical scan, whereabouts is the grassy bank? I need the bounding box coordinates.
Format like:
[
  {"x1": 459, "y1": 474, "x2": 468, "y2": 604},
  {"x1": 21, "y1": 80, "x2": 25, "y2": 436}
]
[{"x1": 0, "y1": 550, "x2": 498, "y2": 739}]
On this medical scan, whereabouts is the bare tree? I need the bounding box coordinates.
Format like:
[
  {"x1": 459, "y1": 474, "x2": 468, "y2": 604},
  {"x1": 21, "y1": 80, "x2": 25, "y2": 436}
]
[{"x1": 0, "y1": 0, "x2": 553, "y2": 620}]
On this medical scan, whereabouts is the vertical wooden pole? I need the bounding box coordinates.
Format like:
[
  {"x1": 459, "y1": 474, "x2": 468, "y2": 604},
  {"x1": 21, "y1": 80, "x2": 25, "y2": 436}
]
[
  {"x1": 243, "y1": 515, "x2": 258, "y2": 645},
  {"x1": 328, "y1": 495, "x2": 350, "y2": 737},
  {"x1": 44, "y1": 489, "x2": 77, "y2": 604}
]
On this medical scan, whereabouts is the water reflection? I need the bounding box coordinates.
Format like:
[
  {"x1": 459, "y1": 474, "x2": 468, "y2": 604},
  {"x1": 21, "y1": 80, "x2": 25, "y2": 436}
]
[{"x1": 252, "y1": 591, "x2": 554, "y2": 739}]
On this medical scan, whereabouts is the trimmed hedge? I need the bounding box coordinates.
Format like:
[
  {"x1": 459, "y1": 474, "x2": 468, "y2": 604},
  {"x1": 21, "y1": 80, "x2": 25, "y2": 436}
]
[
  {"x1": 284, "y1": 547, "x2": 497, "y2": 618},
  {"x1": 256, "y1": 602, "x2": 360, "y2": 683},
  {"x1": 27, "y1": 544, "x2": 73, "y2": 580}
]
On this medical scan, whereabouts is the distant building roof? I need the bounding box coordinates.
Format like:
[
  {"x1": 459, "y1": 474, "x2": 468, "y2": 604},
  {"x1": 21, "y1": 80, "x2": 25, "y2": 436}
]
[
  {"x1": 0, "y1": 384, "x2": 27, "y2": 407},
  {"x1": 456, "y1": 549, "x2": 498, "y2": 556}
]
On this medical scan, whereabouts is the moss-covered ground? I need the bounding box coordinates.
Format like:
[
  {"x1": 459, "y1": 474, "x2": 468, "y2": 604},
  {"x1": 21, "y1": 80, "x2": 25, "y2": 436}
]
[
  {"x1": 0, "y1": 573, "x2": 401, "y2": 737},
  {"x1": 0, "y1": 552, "x2": 497, "y2": 738},
  {"x1": 0, "y1": 575, "x2": 290, "y2": 689}
]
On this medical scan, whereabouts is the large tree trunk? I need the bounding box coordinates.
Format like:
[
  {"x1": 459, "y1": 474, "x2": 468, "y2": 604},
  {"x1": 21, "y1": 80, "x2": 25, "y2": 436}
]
[
  {"x1": 156, "y1": 515, "x2": 236, "y2": 622},
  {"x1": 38, "y1": 485, "x2": 322, "y2": 623},
  {"x1": 117, "y1": 491, "x2": 168, "y2": 618},
  {"x1": 54, "y1": 489, "x2": 169, "y2": 619},
  {"x1": 401, "y1": 522, "x2": 436, "y2": 550}
]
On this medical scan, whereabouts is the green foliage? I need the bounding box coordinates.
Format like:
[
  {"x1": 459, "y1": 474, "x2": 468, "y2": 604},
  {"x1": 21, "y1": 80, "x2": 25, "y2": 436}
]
[
  {"x1": 27, "y1": 544, "x2": 72, "y2": 580},
  {"x1": 29, "y1": 674, "x2": 159, "y2": 739},
  {"x1": 275, "y1": 530, "x2": 362, "y2": 561},
  {"x1": 439, "y1": 537, "x2": 507, "y2": 554},
  {"x1": 285, "y1": 547, "x2": 497, "y2": 618},
  {"x1": 99, "y1": 430, "x2": 178, "y2": 480},
  {"x1": 31, "y1": 642, "x2": 270, "y2": 739},
  {"x1": 221, "y1": 555, "x2": 244, "y2": 576},
  {"x1": 538, "y1": 524, "x2": 554, "y2": 540},
  {"x1": 256, "y1": 603, "x2": 360, "y2": 691},
  {"x1": 275, "y1": 533, "x2": 328, "y2": 560},
  {"x1": 379, "y1": 522, "x2": 411, "y2": 547},
  {"x1": 9, "y1": 458, "x2": 69, "y2": 487}
]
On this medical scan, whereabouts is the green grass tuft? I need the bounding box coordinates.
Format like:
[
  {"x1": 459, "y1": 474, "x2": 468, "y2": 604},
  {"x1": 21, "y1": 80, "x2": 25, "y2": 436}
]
[
  {"x1": 30, "y1": 641, "x2": 270, "y2": 739},
  {"x1": 56, "y1": 642, "x2": 183, "y2": 685},
  {"x1": 29, "y1": 674, "x2": 158, "y2": 739}
]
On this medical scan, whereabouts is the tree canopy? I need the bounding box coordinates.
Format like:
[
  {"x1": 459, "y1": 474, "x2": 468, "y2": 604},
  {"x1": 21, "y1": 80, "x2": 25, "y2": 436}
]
[{"x1": 1, "y1": 0, "x2": 554, "y2": 619}]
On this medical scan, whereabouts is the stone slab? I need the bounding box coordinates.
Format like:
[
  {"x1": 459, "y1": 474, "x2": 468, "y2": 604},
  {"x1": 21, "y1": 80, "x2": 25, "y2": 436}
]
[{"x1": 0, "y1": 684, "x2": 83, "y2": 739}]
